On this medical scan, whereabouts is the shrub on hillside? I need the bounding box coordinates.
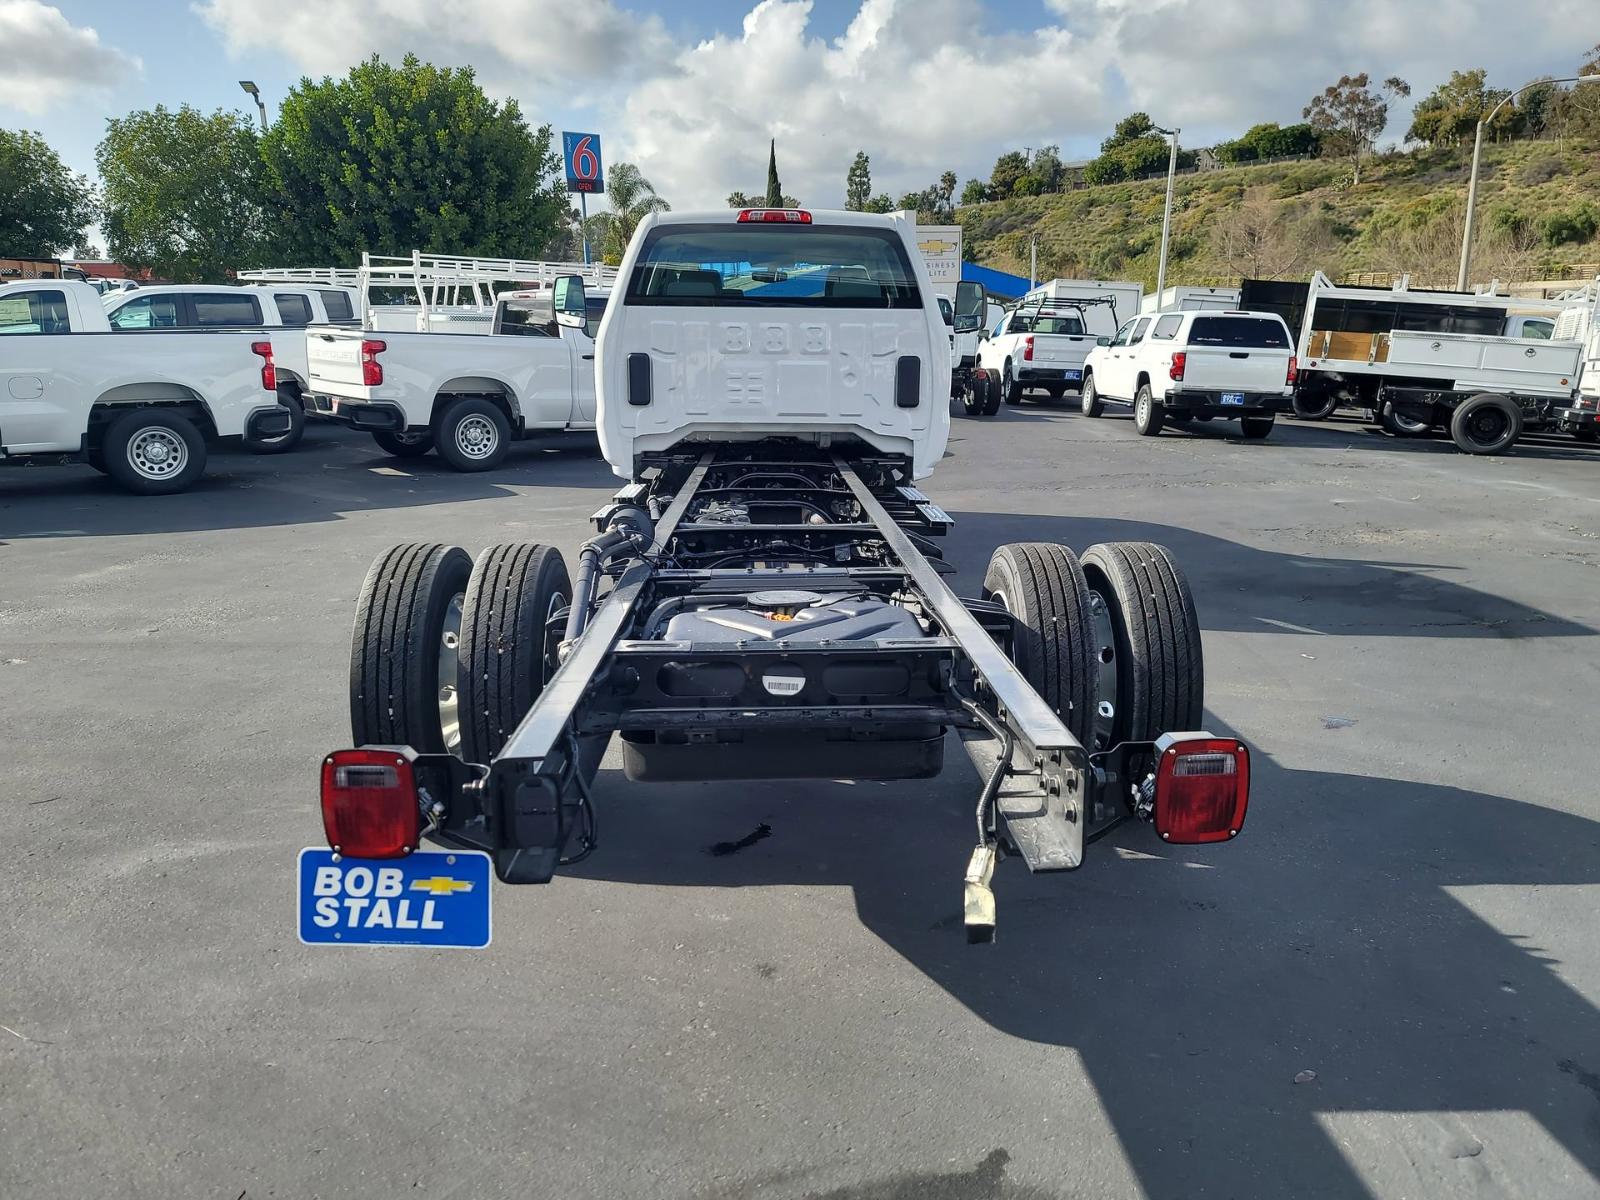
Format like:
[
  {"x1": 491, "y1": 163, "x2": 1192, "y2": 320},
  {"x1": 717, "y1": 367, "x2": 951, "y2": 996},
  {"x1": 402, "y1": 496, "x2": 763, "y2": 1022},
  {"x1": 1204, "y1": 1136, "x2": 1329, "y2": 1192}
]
[
  {"x1": 1273, "y1": 165, "x2": 1327, "y2": 198},
  {"x1": 1517, "y1": 154, "x2": 1565, "y2": 186},
  {"x1": 1541, "y1": 202, "x2": 1599, "y2": 247}
]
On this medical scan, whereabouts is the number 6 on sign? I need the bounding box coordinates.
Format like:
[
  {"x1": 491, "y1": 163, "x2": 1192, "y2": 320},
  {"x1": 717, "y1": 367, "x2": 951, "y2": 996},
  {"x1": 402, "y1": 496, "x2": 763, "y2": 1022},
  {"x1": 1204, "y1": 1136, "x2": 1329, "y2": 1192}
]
[{"x1": 562, "y1": 131, "x2": 605, "y2": 194}]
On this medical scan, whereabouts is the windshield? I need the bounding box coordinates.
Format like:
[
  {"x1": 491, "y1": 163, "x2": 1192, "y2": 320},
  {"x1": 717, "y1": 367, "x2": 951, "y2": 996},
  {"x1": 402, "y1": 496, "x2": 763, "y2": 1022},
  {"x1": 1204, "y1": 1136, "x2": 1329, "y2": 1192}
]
[
  {"x1": 1188, "y1": 316, "x2": 1290, "y2": 348},
  {"x1": 625, "y1": 223, "x2": 922, "y2": 308}
]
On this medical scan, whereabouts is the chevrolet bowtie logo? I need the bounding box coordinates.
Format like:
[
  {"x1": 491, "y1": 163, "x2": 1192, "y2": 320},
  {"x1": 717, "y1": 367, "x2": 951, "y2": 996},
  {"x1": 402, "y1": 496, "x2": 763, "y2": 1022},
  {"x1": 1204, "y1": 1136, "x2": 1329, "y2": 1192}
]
[
  {"x1": 411, "y1": 876, "x2": 474, "y2": 896},
  {"x1": 919, "y1": 239, "x2": 957, "y2": 254}
]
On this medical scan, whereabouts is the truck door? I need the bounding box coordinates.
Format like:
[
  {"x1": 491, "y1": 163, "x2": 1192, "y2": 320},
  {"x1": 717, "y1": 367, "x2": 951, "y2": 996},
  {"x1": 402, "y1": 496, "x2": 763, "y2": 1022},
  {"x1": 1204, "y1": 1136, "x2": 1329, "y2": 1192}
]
[{"x1": 0, "y1": 288, "x2": 78, "y2": 451}]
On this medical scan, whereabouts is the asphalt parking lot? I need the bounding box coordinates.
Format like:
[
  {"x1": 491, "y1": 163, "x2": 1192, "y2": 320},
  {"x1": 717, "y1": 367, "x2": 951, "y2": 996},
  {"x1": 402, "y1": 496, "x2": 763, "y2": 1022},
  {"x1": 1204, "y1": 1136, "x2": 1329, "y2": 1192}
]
[{"x1": 4, "y1": 405, "x2": 1600, "y2": 1200}]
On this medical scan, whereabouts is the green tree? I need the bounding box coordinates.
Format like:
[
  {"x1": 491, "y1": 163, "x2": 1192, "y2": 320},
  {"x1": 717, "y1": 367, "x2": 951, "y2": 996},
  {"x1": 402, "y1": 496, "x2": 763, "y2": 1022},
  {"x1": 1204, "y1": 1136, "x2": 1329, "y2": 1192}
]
[
  {"x1": 764, "y1": 139, "x2": 783, "y2": 207},
  {"x1": 1102, "y1": 113, "x2": 1155, "y2": 152},
  {"x1": 959, "y1": 178, "x2": 990, "y2": 205},
  {"x1": 863, "y1": 193, "x2": 895, "y2": 213},
  {"x1": 259, "y1": 55, "x2": 567, "y2": 263},
  {"x1": 1303, "y1": 72, "x2": 1410, "y2": 185},
  {"x1": 96, "y1": 106, "x2": 266, "y2": 281},
  {"x1": 588, "y1": 162, "x2": 668, "y2": 260},
  {"x1": 0, "y1": 129, "x2": 96, "y2": 256},
  {"x1": 1406, "y1": 69, "x2": 1511, "y2": 147},
  {"x1": 845, "y1": 150, "x2": 872, "y2": 210},
  {"x1": 989, "y1": 150, "x2": 1028, "y2": 198}
]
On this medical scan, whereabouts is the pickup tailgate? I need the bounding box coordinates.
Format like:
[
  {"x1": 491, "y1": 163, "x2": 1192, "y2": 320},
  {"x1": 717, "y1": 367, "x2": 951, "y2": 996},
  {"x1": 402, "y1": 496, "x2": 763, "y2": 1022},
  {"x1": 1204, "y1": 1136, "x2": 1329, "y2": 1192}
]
[
  {"x1": 1028, "y1": 334, "x2": 1094, "y2": 369},
  {"x1": 306, "y1": 326, "x2": 372, "y2": 398},
  {"x1": 1180, "y1": 346, "x2": 1291, "y2": 393}
]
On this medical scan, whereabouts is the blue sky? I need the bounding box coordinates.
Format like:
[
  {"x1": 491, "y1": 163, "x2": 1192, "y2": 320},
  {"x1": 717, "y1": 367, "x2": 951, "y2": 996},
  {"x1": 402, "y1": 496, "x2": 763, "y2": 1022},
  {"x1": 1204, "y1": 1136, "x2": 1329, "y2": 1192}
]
[{"x1": 3, "y1": 0, "x2": 1598, "y2": 221}]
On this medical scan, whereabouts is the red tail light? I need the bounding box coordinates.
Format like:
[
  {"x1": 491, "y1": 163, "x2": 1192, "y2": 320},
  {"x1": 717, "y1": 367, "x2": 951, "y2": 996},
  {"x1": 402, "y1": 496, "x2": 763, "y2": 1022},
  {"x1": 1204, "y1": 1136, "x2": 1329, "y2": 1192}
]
[
  {"x1": 360, "y1": 338, "x2": 386, "y2": 386},
  {"x1": 320, "y1": 748, "x2": 420, "y2": 858},
  {"x1": 1152, "y1": 735, "x2": 1250, "y2": 844},
  {"x1": 1023, "y1": 335, "x2": 1035, "y2": 362},
  {"x1": 251, "y1": 340, "x2": 276, "y2": 391},
  {"x1": 1286, "y1": 355, "x2": 1298, "y2": 385},
  {"x1": 1169, "y1": 351, "x2": 1186, "y2": 382},
  {"x1": 736, "y1": 209, "x2": 812, "y2": 224}
]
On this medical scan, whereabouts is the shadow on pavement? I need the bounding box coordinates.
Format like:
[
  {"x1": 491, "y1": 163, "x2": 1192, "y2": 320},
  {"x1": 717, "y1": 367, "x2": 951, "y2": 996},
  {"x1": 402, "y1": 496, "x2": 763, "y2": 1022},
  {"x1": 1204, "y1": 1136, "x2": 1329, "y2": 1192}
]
[
  {"x1": 944, "y1": 512, "x2": 1593, "y2": 639},
  {"x1": 0, "y1": 424, "x2": 617, "y2": 540},
  {"x1": 572, "y1": 742, "x2": 1600, "y2": 1200}
]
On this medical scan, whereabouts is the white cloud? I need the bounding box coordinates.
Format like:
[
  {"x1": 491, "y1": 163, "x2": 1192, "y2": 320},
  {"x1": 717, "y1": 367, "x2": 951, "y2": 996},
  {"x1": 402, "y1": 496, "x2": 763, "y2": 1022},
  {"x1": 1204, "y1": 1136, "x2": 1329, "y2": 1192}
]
[
  {"x1": 0, "y1": 1, "x2": 141, "y2": 115},
  {"x1": 196, "y1": 0, "x2": 678, "y2": 104}
]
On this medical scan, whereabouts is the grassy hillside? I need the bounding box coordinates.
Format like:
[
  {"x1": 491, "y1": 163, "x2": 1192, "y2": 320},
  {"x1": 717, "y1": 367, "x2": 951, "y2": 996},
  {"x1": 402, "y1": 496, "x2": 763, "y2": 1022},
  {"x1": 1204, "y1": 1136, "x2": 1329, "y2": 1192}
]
[{"x1": 959, "y1": 137, "x2": 1600, "y2": 291}]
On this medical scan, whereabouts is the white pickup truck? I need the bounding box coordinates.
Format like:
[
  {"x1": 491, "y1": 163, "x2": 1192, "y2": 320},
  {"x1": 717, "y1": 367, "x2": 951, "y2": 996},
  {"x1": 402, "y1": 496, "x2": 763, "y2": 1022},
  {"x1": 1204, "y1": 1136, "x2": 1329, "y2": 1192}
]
[
  {"x1": 0, "y1": 280, "x2": 292, "y2": 492},
  {"x1": 102, "y1": 283, "x2": 360, "y2": 452},
  {"x1": 305, "y1": 287, "x2": 601, "y2": 470},
  {"x1": 1081, "y1": 309, "x2": 1296, "y2": 438},
  {"x1": 977, "y1": 295, "x2": 1118, "y2": 405}
]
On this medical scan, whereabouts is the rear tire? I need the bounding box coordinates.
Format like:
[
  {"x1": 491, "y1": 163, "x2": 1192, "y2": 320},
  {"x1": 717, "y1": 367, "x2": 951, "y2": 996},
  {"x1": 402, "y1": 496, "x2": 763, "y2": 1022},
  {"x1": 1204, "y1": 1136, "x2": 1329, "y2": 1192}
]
[
  {"x1": 1449, "y1": 394, "x2": 1522, "y2": 455},
  {"x1": 349, "y1": 543, "x2": 473, "y2": 754},
  {"x1": 245, "y1": 385, "x2": 306, "y2": 454},
  {"x1": 1292, "y1": 391, "x2": 1338, "y2": 420},
  {"x1": 1239, "y1": 415, "x2": 1275, "y2": 439},
  {"x1": 1080, "y1": 542, "x2": 1204, "y2": 748},
  {"x1": 1080, "y1": 374, "x2": 1104, "y2": 417},
  {"x1": 458, "y1": 543, "x2": 572, "y2": 764},
  {"x1": 434, "y1": 396, "x2": 512, "y2": 471},
  {"x1": 373, "y1": 430, "x2": 434, "y2": 458},
  {"x1": 1002, "y1": 362, "x2": 1024, "y2": 406},
  {"x1": 1133, "y1": 384, "x2": 1164, "y2": 436},
  {"x1": 101, "y1": 409, "x2": 207, "y2": 495},
  {"x1": 981, "y1": 369, "x2": 1002, "y2": 415},
  {"x1": 982, "y1": 543, "x2": 1096, "y2": 746},
  {"x1": 1575, "y1": 426, "x2": 1599, "y2": 444}
]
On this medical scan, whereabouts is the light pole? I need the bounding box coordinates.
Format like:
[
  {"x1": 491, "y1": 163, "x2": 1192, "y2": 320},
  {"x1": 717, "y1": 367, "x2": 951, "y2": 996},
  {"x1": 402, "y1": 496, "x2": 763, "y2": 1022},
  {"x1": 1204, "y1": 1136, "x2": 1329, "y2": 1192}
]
[
  {"x1": 238, "y1": 80, "x2": 268, "y2": 131},
  {"x1": 1152, "y1": 125, "x2": 1180, "y2": 304},
  {"x1": 1458, "y1": 74, "x2": 1598, "y2": 289}
]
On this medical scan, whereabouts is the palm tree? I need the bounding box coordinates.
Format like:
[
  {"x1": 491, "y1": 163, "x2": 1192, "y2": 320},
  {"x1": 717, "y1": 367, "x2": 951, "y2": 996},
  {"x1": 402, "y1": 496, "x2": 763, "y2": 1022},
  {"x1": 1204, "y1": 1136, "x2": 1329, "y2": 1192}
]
[{"x1": 590, "y1": 163, "x2": 669, "y2": 261}]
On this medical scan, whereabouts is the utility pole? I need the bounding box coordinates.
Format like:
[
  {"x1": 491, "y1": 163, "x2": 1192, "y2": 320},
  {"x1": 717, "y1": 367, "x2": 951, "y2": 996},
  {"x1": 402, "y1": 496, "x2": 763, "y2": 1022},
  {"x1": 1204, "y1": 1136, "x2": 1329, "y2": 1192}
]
[
  {"x1": 1153, "y1": 126, "x2": 1180, "y2": 303},
  {"x1": 1030, "y1": 238, "x2": 1037, "y2": 288}
]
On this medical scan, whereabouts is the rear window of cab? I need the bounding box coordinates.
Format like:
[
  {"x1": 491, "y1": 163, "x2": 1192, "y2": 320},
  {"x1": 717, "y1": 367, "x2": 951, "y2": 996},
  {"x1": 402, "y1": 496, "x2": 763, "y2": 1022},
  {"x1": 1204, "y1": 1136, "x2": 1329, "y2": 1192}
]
[
  {"x1": 625, "y1": 224, "x2": 922, "y2": 309},
  {"x1": 1188, "y1": 316, "x2": 1290, "y2": 348}
]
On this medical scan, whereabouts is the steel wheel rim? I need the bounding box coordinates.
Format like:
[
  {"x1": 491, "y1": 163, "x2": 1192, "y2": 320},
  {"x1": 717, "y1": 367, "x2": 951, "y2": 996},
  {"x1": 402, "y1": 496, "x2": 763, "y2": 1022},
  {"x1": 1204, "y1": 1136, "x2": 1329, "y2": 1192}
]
[
  {"x1": 1136, "y1": 394, "x2": 1149, "y2": 426},
  {"x1": 543, "y1": 589, "x2": 568, "y2": 679},
  {"x1": 127, "y1": 427, "x2": 187, "y2": 479},
  {"x1": 1393, "y1": 410, "x2": 1429, "y2": 434},
  {"x1": 438, "y1": 592, "x2": 465, "y2": 754},
  {"x1": 1087, "y1": 588, "x2": 1119, "y2": 751},
  {"x1": 1469, "y1": 409, "x2": 1508, "y2": 444},
  {"x1": 455, "y1": 414, "x2": 499, "y2": 459}
]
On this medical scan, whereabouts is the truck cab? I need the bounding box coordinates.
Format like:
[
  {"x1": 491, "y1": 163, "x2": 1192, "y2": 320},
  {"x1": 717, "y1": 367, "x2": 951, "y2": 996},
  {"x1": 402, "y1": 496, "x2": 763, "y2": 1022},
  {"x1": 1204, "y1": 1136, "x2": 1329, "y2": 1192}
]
[{"x1": 591, "y1": 207, "x2": 950, "y2": 480}]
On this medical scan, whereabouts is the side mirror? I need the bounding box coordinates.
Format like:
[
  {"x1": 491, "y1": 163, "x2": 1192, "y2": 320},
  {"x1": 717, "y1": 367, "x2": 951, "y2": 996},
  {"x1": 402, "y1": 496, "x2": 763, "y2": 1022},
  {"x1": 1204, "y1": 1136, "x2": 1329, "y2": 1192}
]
[
  {"x1": 954, "y1": 314, "x2": 980, "y2": 333},
  {"x1": 553, "y1": 275, "x2": 587, "y2": 329},
  {"x1": 1096, "y1": 336, "x2": 1112, "y2": 347},
  {"x1": 955, "y1": 279, "x2": 987, "y2": 328}
]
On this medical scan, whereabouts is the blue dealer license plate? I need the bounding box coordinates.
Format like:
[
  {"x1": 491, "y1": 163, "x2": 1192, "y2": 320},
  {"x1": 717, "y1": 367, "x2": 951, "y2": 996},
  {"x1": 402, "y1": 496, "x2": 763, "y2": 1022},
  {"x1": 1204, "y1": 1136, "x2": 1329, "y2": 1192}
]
[
  {"x1": 297, "y1": 847, "x2": 492, "y2": 948},
  {"x1": 1064, "y1": 369, "x2": 1082, "y2": 381},
  {"x1": 1220, "y1": 392, "x2": 1246, "y2": 405}
]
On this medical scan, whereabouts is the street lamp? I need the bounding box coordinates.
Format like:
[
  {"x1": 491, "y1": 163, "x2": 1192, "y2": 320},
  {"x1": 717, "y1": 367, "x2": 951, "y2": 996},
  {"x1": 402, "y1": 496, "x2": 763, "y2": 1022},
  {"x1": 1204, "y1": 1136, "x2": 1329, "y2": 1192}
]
[
  {"x1": 1457, "y1": 74, "x2": 1599, "y2": 289},
  {"x1": 238, "y1": 80, "x2": 268, "y2": 131},
  {"x1": 1152, "y1": 125, "x2": 1180, "y2": 304}
]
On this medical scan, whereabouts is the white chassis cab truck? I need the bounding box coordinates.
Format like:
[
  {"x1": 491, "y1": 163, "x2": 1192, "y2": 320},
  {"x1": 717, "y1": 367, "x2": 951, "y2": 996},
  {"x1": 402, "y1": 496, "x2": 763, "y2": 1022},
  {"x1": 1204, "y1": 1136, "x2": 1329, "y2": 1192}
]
[
  {"x1": 1242, "y1": 273, "x2": 1580, "y2": 454},
  {"x1": 102, "y1": 282, "x2": 360, "y2": 453},
  {"x1": 302, "y1": 257, "x2": 614, "y2": 471},
  {"x1": 315, "y1": 208, "x2": 1252, "y2": 944},
  {"x1": 0, "y1": 280, "x2": 292, "y2": 493},
  {"x1": 1080, "y1": 309, "x2": 1297, "y2": 438}
]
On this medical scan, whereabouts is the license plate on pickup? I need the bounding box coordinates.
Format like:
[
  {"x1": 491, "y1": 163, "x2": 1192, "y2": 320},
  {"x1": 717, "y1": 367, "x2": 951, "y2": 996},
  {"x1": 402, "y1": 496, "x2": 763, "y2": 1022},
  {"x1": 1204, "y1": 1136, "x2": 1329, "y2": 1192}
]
[
  {"x1": 1220, "y1": 392, "x2": 1246, "y2": 405},
  {"x1": 297, "y1": 847, "x2": 492, "y2": 948},
  {"x1": 1064, "y1": 369, "x2": 1082, "y2": 381}
]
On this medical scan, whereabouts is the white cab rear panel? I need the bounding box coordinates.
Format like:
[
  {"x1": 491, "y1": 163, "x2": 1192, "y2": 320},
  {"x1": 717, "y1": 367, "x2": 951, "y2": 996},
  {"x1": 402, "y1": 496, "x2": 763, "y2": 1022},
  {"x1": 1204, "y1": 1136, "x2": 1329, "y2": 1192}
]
[{"x1": 596, "y1": 210, "x2": 950, "y2": 480}]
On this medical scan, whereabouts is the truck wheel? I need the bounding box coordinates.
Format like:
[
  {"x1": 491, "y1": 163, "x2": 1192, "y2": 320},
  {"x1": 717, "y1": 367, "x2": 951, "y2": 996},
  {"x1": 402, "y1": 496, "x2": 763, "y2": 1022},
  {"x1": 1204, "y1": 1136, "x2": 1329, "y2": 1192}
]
[
  {"x1": 1133, "y1": 384, "x2": 1165, "y2": 436},
  {"x1": 983, "y1": 543, "x2": 1096, "y2": 746},
  {"x1": 1575, "y1": 426, "x2": 1599, "y2": 444},
  {"x1": 1378, "y1": 402, "x2": 1430, "y2": 437},
  {"x1": 1450, "y1": 394, "x2": 1522, "y2": 455},
  {"x1": 1079, "y1": 542, "x2": 1203, "y2": 750},
  {"x1": 349, "y1": 543, "x2": 474, "y2": 754},
  {"x1": 101, "y1": 409, "x2": 207, "y2": 495},
  {"x1": 962, "y1": 372, "x2": 986, "y2": 417},
  {"x1": 1239, "y1": 415, "x2": 1275, "y2": 439},
  {"x1": 372, "y1": 430, "x2": 434, "y2": 458},
  {"x1": 981, "y1": 369, "x2": 1002, "y2": 415},
  {"x1": 1080, "y1": 374, "x2": 1104, "y2": 417},
  {"x1": 1002, "y1": 362, "x2": 1024, "y2": 406},
  {"x1": 458, "y1": 543, "x2": 572, "y2": 764},
  {"x1": 435, "y1": 396, "x2": 511, "y2": 471},
  {"x1": 1292, "y1": 391, "x2": 1338, "y2": 420},
  {"x1": 245, "y1": 386, "x2": 306, "y2": 455}
]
